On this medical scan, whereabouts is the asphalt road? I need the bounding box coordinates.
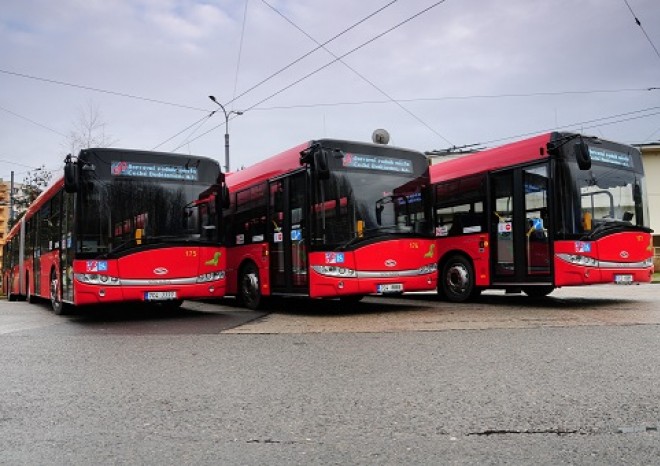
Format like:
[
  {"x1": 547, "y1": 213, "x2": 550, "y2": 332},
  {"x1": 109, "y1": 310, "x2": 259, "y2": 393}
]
[{"x1": 1, "y1": 284, "x2": 659, "y2": 464}]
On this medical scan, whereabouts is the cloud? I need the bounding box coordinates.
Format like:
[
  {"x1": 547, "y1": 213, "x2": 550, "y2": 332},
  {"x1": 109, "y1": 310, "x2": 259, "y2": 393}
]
[{"x1": 1, "y1": 0, "x2": 660, "y2": 180}]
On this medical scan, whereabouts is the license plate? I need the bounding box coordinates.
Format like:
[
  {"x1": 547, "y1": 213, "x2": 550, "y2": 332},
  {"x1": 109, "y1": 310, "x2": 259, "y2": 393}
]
[
  {"x1": 145, "y1": 291, "x2": 178, "y2": 301},
  {"x1": 377, "y1": 283, "x2": 404, "y2": 294},
  {"x1": 614, "y1": 274, "x2": 633, "y2": 284}
]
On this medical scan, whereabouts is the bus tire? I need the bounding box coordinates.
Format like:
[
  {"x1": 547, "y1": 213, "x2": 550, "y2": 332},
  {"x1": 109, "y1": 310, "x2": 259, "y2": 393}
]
[
  {"x1": 238, "y1": 262, "x2": 262, "y2": 310},
  {"x1": 50, "y1": 269, "x2": 66, "y2": 315},
  {"x1": 522, "y1": 286, "x2": 554, "y2": 298},
  {"x1": 440, "y1": 255, "x2": 476, "y2": 303}
]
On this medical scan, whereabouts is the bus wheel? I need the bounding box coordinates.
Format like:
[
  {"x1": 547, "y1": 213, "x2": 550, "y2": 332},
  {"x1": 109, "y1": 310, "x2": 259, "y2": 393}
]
[
  {"x1": 50, "y1": 270, "x2": 66, "y2": 315},
  {"x1": 523, "y1": 286, "x2": 554, "y2": 298},
  {"x1": 440, "y1": 255, "x2": 475, "y2": 303},
  {"x1": 238, "y1": 262, "x2": 262, "y2": 310}
]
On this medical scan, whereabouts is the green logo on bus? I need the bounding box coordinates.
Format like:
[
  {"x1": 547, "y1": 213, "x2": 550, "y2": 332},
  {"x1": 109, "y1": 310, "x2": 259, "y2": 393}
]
[{"x1": 205, "y1": 251, "x2": 222, "y2": 266}]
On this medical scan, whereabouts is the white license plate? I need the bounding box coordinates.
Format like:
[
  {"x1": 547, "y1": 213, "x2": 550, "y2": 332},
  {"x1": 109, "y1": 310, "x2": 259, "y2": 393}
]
[
  {"x1": 377, "y1": 283, "x2": 404, "y2": 294},
  {"x1": 145, "y1": 291, "x2": 178, "y2": 301},
  {"x1": 614, "y1": 274, "x2": 633, "y2": 284}
]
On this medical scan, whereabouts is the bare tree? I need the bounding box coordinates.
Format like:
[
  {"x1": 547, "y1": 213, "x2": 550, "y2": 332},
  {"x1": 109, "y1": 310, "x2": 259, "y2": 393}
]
[
  {"x1": 9, "y1": 165, "x2": 53, "y2": 227},
  {"x1": 63, "y1": 100, "x2": 118, "y2": 155}
]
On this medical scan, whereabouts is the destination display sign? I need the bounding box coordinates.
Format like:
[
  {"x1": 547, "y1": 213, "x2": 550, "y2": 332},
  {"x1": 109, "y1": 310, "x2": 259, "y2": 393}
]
[
  {"x1": 111, "y1": 161, "x2": 199, "y2": 181},
  {"x1": 342, "y1": 153, "x2": 413, "y2": 174},
  {"x1": 587, "y1": 147, "x2": 632, "y2": 168}
]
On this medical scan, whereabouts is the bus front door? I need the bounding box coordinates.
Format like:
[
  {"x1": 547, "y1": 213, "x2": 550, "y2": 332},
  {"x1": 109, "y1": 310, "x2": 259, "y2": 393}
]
[
  {"x1": 268, "y1": 172, "x2": 309, "y2": 294},
  {"x1": 491, "y1": 165, "x2": 551, "y2": 285}
]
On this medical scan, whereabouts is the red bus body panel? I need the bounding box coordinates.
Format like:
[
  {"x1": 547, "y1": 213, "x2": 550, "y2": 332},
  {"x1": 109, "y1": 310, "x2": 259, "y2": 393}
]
[
  {"x1": 430, "y1": 132, "x2": 654, "y2": 292},
  {"x1": 429, "y1": 134, "x2": 552, "y2": 182},
  {"x1": 72, "y1": 246, "x2": 226, "y2": 305},
  {"x1": 308, "y1": 238, "x2": 438, "y2": 298},
  {"x1": 225, "y1": 244, "x2": 268, "y2": 296},
  {"x1": 553, "y1": 233, "x2": 654, "y2": 286}
]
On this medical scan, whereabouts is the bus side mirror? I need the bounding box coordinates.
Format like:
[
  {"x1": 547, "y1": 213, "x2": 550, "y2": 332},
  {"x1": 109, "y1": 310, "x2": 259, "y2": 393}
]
[
  {"x1": 221, "y1": 184, "x2": 230, "y2": 209},
  {"x1": 574, "y1": 141, "x2": 591, "y2": 170},
  {"x1": 63, "y1": 155, "x2": 79, "y2": 193},
  {"x1": 314, "y1": 149, "x2": 330, "y2": 180}
]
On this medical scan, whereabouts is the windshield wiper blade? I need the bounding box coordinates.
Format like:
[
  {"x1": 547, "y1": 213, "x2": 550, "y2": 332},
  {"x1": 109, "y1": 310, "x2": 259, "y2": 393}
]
[{"x1": 336, "y1": 227, "x2": 408, "y2": 250}]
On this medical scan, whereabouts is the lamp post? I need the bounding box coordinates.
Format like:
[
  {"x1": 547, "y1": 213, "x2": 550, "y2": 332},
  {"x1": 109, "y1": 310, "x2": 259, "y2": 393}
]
[{"x1": 209, "y1": 96, "x2": 243, "y2": 173}]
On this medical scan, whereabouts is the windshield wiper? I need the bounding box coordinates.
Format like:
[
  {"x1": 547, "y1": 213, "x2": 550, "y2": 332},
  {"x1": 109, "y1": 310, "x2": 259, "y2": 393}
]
[
  {"x1": 582, "y1": 220, "x2": 652, "y2": 240},
  {"x1": 336, "y1": 226, "x2": 410, "y2": 250}
]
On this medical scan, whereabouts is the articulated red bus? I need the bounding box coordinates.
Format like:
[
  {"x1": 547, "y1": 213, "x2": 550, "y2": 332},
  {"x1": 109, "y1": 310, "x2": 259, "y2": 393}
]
[
  {"x1": 2, "y1": 148, "x2": 227, "y2": 313},
  {"x1": 223, "y1": 139, "x2": 438, "y2": 309},
  {"x1": 430, "y1": 132, "x2": 654, "y2": 302}
]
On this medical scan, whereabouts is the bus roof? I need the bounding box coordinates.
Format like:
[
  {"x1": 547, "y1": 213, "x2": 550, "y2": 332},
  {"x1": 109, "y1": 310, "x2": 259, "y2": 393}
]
[
  {"x1": 226, "y1": 139, "x2": 428, "y2": 193},
  {"x1": 429, "y1": 133, "x2": 554, "y2": 183},
  {"x1": 6, "y1": 176, "x2": 65, "y2": 241},
  {"x1": 226, "y1": 141, "x2": 311, "y2": 193}
]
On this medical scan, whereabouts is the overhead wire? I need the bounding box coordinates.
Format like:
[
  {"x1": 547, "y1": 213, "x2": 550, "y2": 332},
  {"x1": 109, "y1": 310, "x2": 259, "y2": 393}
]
[
  {"x1": 622, "y1": 0, "x2": 660, "y2": 63},
  {"x1": 248, "y1": 87, "x2": 660, "y2": 111},
  {"x1": 0, "y1": 104, "x2": 68, "y2": 137},
  {"x1": 179, "y1": 0, "x2": 450, "y2": 149},
  {"x1": 472, "y1": 105, "x2": 660, "y2": 148},
  {"x1": 260, "y1": 0, "x2": 452, "y2": 145},
  {"x1": 231, "y1": 0, "x2": 250, "y2": 103},
  {"x1": 0, "y1": 68, "x2": 208, "y2": 112},
  {"x1": 151, "y1": 111, "x2": 218, "y2": 150},
  {"x1": 224, "y1": 0, "x2": 399, "y2": 108}
]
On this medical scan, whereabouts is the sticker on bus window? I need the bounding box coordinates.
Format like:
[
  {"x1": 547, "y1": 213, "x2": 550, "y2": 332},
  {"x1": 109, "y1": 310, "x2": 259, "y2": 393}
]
[
  {"x1": 498, "y1": 222, "x2": 512, "y2": 233},
  {"x1": 575, "y1": 241, "x2": 592, "y2": 253},
  {"x1": 436, "y1": 226, "x2": 448, "y2": 237},
  {"x1": 325, "y1": 252, "x2": 345, "y2": 264},
  {"x1": 274, "y1": 232, "x2": 283, "y2": 243},
  {"x1": 236, "y1": 234, "x2": 245, "y2": 245},
  {"x1": 291, "y1": 229, "x2": 302, "y2": 241},
  {"x1": 86, "y1": 260, "x2": 108, "y2": 272}
]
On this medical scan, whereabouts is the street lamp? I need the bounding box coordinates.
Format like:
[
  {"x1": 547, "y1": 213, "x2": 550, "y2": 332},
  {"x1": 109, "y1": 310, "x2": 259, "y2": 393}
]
[{"x1": 209, "y1": 96, "x2": 243, "y2": 173}]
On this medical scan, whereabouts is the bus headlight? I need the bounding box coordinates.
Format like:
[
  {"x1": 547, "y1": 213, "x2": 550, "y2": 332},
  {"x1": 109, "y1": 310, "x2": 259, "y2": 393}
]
[
  {"x1": 196, "y1": 271, "x2": 226, "y2": 283},
  {"x1": 556, "y1": 253, "x2": 598, "y2": 267},
  {"x1": 643, "y1": 258, "x2": 654, "y2": 267},
  {"x1": 75, "y1": 273, "x2": 121, "y2": 285},
  {"x1": 311, "y1": 265, "x2": 357, "y2": 277}
]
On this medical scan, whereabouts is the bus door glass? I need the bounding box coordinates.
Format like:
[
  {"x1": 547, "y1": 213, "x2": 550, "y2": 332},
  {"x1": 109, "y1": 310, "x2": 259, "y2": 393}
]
[
  {"x1": 268, "y1": 172, "x2": 308, "y2": 293},
  {"x1": 491, "y1": 165, "x2": 551, "y2": 282},
  {"x1": 491, "y1": 172, "x2": 515, "y2": 278},
  {"x1": 523, "y1": 165, "x2": 550, "y2": 277},
  {"x1": 268, "y1": 179, "x2": 286, "y2": 289},
  {"x1": 289, "y1": 172, "x2": 307, "y2": 289}
]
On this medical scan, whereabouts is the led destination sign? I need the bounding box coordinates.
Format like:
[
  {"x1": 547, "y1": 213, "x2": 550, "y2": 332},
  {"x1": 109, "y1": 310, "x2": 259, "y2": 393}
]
[
  {"x1": 342, "y1": 153, "x2": 413, "y2": 174},
  {"x1": 587, "y1": 148, "x2": 632, "y2": 168},
  {"x1": 111, "y1": 161, "x2": 199, "y2": 181}
]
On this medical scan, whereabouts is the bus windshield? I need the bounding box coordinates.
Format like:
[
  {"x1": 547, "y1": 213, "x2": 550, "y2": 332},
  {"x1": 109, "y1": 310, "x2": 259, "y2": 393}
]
[
  {"x1": 313, "y1": 150, "x2": 431, "y2": 248},
  {"x1": 556, "y1": 155, "x2": 650, "y2": 238},
  {"x1": 76, "y1": 151, "x2": 221, "y2": 257}
]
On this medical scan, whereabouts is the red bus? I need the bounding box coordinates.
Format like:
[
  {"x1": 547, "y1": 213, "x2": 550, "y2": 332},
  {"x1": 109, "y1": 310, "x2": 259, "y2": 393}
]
[
  {"x1": 430, "y1": 132, "x2": 654, "y2": 302},
  {"x1": 222, "y1": 139, "x2": 438, "y2": 309},
  {"x1": 2, "y1": 148, "x2": 228, "y2": 313}
]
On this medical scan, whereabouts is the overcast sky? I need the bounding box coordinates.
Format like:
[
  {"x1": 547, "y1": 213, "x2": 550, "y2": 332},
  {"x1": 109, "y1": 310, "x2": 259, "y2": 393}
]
[{"x1": 1, "y1": 0, "x2": 660, "y2": 182}]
